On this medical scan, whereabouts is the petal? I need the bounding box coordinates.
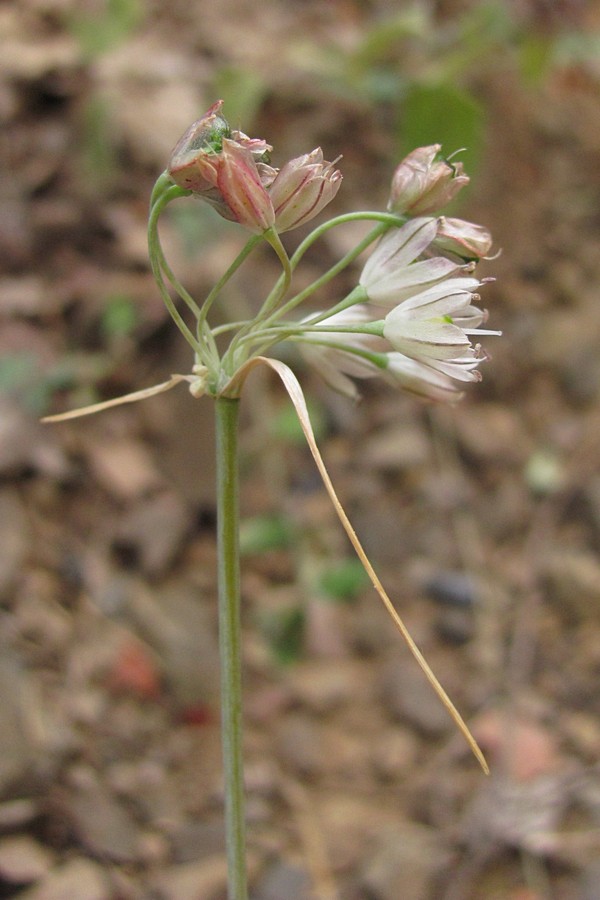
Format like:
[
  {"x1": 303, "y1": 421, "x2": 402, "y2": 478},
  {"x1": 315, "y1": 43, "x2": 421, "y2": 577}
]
[
  {"x1": 385, "y1": 352, "x2": 465, "y2": 401},
  {"x1": 364, "y1": 257, "x2": 464, "y2": 306},
  {"x1": 360, "y1": 218, "x2": 438, "y2": 286},
  {"x1": 384, "y1": 319, "x2": 471, "y2": 360}
]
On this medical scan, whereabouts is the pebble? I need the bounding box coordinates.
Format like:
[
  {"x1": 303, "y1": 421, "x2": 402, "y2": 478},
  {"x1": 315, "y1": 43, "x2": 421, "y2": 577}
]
[
  {"x1": 67, "y1": 766, "x2": 140, "y2": 862},
  {"x1": 276, "y1": 714, "x2": 324, "y2": 777},
  {"x1": 18, "y1": 858, "x2": 109, "y2": 900},
  {"x1": 0, "y1": 654, "x2": 37, "y2": 793},
  {"x1": 253, "y1": 860, "x2": 313, "y2": 900},
  {"x1": 380, "y1": 657, "x2": 453, "y2": 737},
  {"x1": 371, "y1": 727, "x2": 419, "y2": 780},
  {"x1": 0, "y1": 835, "x2": 53, "y2": 884},
  {"x1": 362, "y1": 822, "x2": 451, "y2": 900},
  {"x1": 285, "y1": 659, "x2": 370, "y2": 713},
  {"x1": 150, "y1": 855, "x2": 228, "y2": 900},
  {"x1": 0, "y1": 490, "x2": 29, "y2": 597},
  {"x1": 114, "y1": 490, "x2": 193, "y2": 576}
]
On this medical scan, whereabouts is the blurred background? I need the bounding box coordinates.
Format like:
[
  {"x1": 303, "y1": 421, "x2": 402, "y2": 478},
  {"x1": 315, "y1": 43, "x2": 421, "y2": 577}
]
[{"x1": 2, "y1": 0, "x2": 600, "y2": 897}]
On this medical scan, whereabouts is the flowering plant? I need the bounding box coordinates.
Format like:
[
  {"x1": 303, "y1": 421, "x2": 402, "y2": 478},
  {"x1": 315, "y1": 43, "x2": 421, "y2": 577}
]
[{"x1": 45, "y1": 102, "x2": 499, "y2": 899}]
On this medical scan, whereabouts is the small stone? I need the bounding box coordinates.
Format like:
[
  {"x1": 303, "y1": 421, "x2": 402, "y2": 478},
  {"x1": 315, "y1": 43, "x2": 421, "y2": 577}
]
[
  {"x1": 543, "y1": 551, "x2": 600, "y2": 620},
  {"x1": 380, "y1": 658, "x2": 453, "y2": 737},
  {"x1": 372, "y1": 728, "x2": 418, "y2": 780},
  {"x1": 151, "y1": 856, "x2": 228, "y2": 900},
  {"x1": 253, "y1": 860, "x2": 313, "y2": 900},
  {"x1": 276, "y1": 714, "x2": 324, "y2": 777},
  {"x1": 424, "y1": 571, "x2": 477, "y2": 609},
  {"x1": 18, "y1": 858, "x2": 109, "y2": 900},
  {"x1": 0, "y1": 490, "x2": 29, "y2": 598},
  {"x1": 0, "y1": 654, "x2": 37, "y2": 793},
  {"x1": 285, "y1": 659, "x2": 370, "y2": 713},
  {"x1": 0, "y1": 836, "x2": 53, "y2": 884},
  {"x1": 362, "y1": 822, "x2": 451, "y2": 900},
  {"x1": 86, "y1": 437, "x2": 164, "y2": 501},
  {"x1": 363, "y1": 423, "x2": 430, "y2": 470},
  {"x1": 67, "y1": 767, "x2": 139, "y2": 862},
  {"x1": 435, "y1": 607, "x2": 475, "y2": 645},
  {"x1": 114, "y1": 490, "x2": 192, "y2": 576}
]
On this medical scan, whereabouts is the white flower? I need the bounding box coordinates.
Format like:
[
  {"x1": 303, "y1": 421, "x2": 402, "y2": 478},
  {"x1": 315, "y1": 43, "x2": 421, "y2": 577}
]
[
  {"x1": 382, "y1": 279, "x2": 497, "y2": 361},
  {"x1": 360, "y1": 218, "x2": 471, "y2": 308}
]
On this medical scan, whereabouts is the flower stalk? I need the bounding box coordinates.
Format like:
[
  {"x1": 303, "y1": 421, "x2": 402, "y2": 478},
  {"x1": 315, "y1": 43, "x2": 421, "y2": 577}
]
[{"x1": 215, "y1": 396, "x2": 248, "y2": 900}]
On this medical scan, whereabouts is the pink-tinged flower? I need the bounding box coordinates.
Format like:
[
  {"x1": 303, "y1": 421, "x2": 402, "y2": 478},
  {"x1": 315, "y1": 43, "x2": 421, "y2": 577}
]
[
  {"x1": 216, "y1": 140, "x2": 275, "y2": 233},
  {"x1": 167, "y1": 102, "x2": 276, "y2": 232},
  {"x1": 167, "y1": 100, "x2": 231, "y2": 194},
  {"x1": 298, "y1": 306, "x2": 384, "y2": 400},
  {"x1": 360, "y1": 218, "x2": 475, "y2": 307},
  {"x1": 435, "y1": 217, "x2": 493, "y2": 261},
  {"x1": 382, "y1": 279, "x2": 497, "y2": 361},
  {"x1": 268, "y1": 149, "x2": 342, "y2": 232},
  {"x1": 388, "y1": 145, "x2": 470, "y2": 216}
]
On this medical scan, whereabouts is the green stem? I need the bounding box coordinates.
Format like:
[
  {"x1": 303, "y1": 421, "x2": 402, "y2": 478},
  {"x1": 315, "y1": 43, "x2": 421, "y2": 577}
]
[
  {"x1": 148, "y1": 184, "x2": 204, "y2": 355},
  {"x1": 259, "y1": 213, "x2": 404, "y2": 327},
  {"x1": 215, "y1": 397, "x2": 247, "y2": 900}
]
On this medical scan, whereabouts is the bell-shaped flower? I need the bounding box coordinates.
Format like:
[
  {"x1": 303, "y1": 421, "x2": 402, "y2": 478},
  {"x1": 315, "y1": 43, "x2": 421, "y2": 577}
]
[
  {"x1": 435, "y1": 217, "x2": 493, "y2": 261},
  {"x1": 388, "y1": 145, "x2": 470, "y2": 216},
  {"x1": 382, "y1": 280, "x2": 494, "y2": 361},
  {"x1": 359, "y1": 218, "x2": 474, "y2": 308},
  {"x1": 268, "y1": 149, "x2": 342, "y2": 232}
]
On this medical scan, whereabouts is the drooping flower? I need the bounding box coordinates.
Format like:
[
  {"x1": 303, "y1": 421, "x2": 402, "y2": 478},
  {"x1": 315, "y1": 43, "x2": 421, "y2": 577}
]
[
  {"x1": 388, "y1": 145, "x2": 470, "y2": 216},
  {"x1": 382, "y1": 279, "x2": 493, "y2": 361},
  {"x1": 269, "y1": 149, "x2": 342, "y2": 232}
]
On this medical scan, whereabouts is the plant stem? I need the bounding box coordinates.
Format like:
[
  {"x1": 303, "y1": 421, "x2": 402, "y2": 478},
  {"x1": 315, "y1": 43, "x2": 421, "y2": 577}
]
[{"x1": 215, "y1": 396, "x2": 248, "y2": 900}]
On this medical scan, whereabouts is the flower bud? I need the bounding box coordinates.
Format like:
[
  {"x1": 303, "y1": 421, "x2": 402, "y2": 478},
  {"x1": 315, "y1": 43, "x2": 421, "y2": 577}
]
[
  {"x1": 269, "y1": 149, "x2": 342, "y2": 232},
  {"x1": 168, "y1": 100, "x2": 231, "y2": 194},
  {"x1": 388, "y1": 145, "x2": 470, "y2": 216},
  {"x1": 167, "y1": 102, "x2": 276, "y2": 233},
  {"x1": 216, "y1": 140, "x2": 275, "y2": 233},
  {"x1": 435, "y1": 217, "x2": 493, "y2": 261}
]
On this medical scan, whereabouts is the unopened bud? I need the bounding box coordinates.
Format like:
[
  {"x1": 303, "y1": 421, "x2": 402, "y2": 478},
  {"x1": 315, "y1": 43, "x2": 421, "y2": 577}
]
[
  {"x1": 167, "y1": 102, "x2": 275, "y2": 232},
  {"x1": 435, "y1": 217, "x2": 493, "y2": 261},
  {"x1": 269, "y1": 149, "x2": 342, "y2": 232},
  {"x1": 388, "y1": 145, "x2": 470, "y2": 216},
  {"x1": 168, "y1": 100, "x2": 231, "y2": 194}
]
